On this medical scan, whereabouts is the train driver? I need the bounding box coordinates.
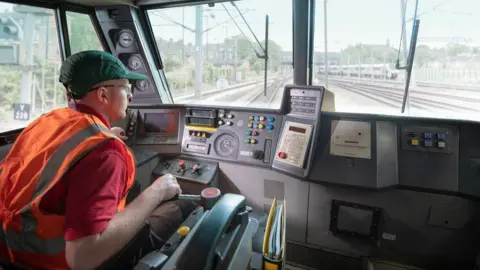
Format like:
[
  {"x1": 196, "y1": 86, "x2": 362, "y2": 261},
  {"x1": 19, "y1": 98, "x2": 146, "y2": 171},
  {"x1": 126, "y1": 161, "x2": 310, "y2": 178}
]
[{"x1": 0, "y1": 50, "x2": 195, "y2": 269}]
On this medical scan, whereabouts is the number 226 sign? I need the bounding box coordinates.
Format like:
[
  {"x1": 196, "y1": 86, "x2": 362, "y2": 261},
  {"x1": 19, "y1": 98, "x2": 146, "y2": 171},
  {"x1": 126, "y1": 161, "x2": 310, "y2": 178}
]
[{"x1": 13, "y1": 103, "x2": 30, "y2": 121}]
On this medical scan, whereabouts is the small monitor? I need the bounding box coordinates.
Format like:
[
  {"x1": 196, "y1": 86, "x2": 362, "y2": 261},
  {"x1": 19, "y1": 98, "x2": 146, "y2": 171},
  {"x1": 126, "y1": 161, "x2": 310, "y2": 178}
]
[{"x1": 143, "y1": 112, "x2": 178, "y2": 135}]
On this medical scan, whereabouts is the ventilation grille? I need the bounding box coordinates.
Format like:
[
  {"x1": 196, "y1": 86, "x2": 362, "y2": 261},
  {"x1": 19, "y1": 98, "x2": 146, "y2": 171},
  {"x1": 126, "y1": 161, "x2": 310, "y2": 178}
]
[{"x1": 286, "y1": 242, "x2": 364, "y2": 270}]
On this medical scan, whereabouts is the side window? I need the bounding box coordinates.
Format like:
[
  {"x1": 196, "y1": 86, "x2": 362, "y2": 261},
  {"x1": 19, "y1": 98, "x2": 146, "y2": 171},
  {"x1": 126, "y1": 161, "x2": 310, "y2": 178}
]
[
  {"x1": 0, "y1": 3, "x2": 64, "y2": 133},
  {"x1": 66, "y1": 12, "x2": 103, "y2": 54}
]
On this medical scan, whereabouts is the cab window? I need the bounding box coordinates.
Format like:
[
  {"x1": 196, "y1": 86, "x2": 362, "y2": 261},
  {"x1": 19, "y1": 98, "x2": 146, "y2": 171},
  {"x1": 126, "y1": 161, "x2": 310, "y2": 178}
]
[
  {"x1": 313, "y1": 0, "x2": 480, "y2": 122},
  {"x1": 0, "y1": 3, "x2": 103, "y2": 133},
  {"x1": 146, "y1": 0, "x2": 293, "y2": 109}
]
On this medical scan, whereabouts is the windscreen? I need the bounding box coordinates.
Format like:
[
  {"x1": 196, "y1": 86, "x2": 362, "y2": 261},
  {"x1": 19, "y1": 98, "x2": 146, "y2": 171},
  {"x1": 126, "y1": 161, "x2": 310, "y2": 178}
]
[
  {"x1": 146, "y1": 0, "x2": 293, "y2": 110},
  {"x1": 313, "y1": 0, "x2": 480, "y2": 122}
]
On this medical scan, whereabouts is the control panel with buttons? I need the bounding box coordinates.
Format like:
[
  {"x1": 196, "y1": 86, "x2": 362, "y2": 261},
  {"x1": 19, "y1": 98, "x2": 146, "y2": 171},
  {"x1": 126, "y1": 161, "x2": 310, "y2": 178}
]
[
  {"x1": 274, "y1": 121, "x2": 313, "y2": 168},
  {"x1": 152, "y1": 157, "x2": 219, "y2": 195},
  {"x1": 180, "y1": 109, "x2": 282, "y2": 167},
  {"x1": 401, "y1": 125, "x2": 453, "y2": 154}
]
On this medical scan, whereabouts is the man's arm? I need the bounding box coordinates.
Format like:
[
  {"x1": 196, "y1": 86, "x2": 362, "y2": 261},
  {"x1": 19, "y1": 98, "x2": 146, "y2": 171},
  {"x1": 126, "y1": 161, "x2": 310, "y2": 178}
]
[
  {"x1": 65, "y1": 185, "x2": 165, "y2": 269},
  {"x1": 63, "y1": 141, "x2": 180, "y2": 269}
]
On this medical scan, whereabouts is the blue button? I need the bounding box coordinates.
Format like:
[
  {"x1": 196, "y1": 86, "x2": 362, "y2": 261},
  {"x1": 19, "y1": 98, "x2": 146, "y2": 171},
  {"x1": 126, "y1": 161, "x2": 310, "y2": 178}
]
[
  {"x1": 253, "y1": 123, "x2": 258, "y2": 128},
  {"x1": 424, "y1": 140, "x2": 433, "y2": 147},
  {"x1": 267, "y1": 117, "x2": 275, "y2": 122},
  {"x1": 424, "y1": 132, "x2": 432, "y2": 139},
  {"x1": 267, "y1": 125, "x2": 274, "y2": 130},
  {"x1": 437, "y1": 133, "x2": 445, "y2": 140},
  {"x1": 254, "y1": 116, "x2": 259, "y2": 121}
]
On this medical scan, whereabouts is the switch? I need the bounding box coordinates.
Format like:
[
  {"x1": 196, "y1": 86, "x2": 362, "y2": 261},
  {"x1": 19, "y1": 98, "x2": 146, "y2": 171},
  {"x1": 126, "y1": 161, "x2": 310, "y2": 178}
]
[
  {"x1": 245, "y1": 138, "x2": 250, "y2": 143},
  {"x1": 411, "y1": 139, "x2": 419, "y2": 146},
  {"x1": 227, "y1": 114, "x2": 234, "y2": 119},
  {"x1": 247, "y1": 123, "x2": 253, "y2": 128},
  {"x1": 258, "y1": 124, "x2": 264, "y2": 129},
  {"x1": 251, "y1": 131, "x2": 258, "y2": 136},
  {"x1": 259, "y1": 116, "x2": 265, "y2": 121},
  {"x1": 424, "y1": 140, "x2": 433, "y2": 147},
  {"x1": 128, "y1": 132, "x2": 133, "y2": 136},
  {"x1": 267, "y1": 125, "x2": 274, "y2": 130},
  {"x1": 192, "y1": 164, "x2": 201, "y2": 174},
  {"x1": 253, "y1": 124, "x2": 258, "y2": 128},
  {"x1": 251, "y1": 150, "x2": 264, "y2": 160},
  {"x1": 278, "y1": 152, "x2": 287, "y2": 159},
  {"x1": 201, "y1": 132, "x2": 206, "y2": 137},
  {"x1": 249, "y1": 139, "x2": 256, "y2": 144},
  {"x1": 437, "y1": 133, "x2": 446, "y2": 140},
  {"x1": 196, "y1": 132, "x2": 201, "y2": 136},
  {"x1": 254, "y1": 116, "x2": 259, "y2": 121},
  {"x1": 218, "y1": 120, "x2": 224, "y2": 125},
  {"x1": 246, "y1": 130, "x2": 252, "y2": 135},
  {"x1": 438, "y1": 141, "x2": 446, "y2": 148},
  {"x1": 219, "y1": 113, "x2": 225, "y2": 118},
  {"x1": 424, "y1": 132, "x2": 432, "y2": 139},
  {"x1": 226, "y1": 121, "x2": 233, "y2": 126},
  {"x1": 248, "y1": 116, "x2": 254, "y2": 120},
  {"x1": 191, "y1": 131, "x2": 195, "y2": 136},
  {"x1": 178, "y1": 160, "x2": 186, "y2": 171},
  {"x1": 267, "y1": 117, "x2": 275, "y2": 122}
]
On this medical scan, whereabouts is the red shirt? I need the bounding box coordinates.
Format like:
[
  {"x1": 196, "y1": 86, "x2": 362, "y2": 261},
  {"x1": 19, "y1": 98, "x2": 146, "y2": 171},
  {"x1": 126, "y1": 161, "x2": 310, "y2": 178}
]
[{"x1": 39, "y1": 104, "x2": 131, "y2": 241}]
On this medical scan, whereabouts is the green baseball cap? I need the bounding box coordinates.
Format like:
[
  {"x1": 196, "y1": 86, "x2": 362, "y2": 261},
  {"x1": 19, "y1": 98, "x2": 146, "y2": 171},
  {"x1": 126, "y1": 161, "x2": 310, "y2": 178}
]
[{"x1": 59, "y1": 50, "x2": 148, "y2": 99}]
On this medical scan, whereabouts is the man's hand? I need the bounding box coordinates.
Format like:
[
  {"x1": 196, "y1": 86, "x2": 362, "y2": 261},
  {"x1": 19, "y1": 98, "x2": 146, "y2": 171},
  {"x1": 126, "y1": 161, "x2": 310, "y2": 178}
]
[
  {"x1": 150, "y1": 173, "x2": 182, "y2": 201},
  {"x1": 111, "y1": 126, "x2": 128, "y2": 140}
]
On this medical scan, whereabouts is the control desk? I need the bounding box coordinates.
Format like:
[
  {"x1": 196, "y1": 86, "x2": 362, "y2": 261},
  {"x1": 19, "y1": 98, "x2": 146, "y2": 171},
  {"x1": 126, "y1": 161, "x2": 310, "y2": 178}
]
[{"x1": 124, "y1": 85, "x2": 327, "y2": 180}]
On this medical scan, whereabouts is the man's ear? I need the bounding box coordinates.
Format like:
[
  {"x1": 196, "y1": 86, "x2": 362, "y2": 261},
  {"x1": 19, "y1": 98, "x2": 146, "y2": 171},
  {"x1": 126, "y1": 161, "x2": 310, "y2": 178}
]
[{"x1": 96, "y1": 87, "x2": 109, "y2": 103}]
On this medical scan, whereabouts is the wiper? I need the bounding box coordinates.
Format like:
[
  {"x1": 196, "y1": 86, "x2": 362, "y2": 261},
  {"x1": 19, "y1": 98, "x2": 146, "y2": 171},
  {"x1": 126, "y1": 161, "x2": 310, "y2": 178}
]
[
  {"x1": 400, "y1": 19, "x2": 420, "y2": 113},
  {"x1": 395, "y1": 0, "x2": 420, "y2": 113},
  {"x1": 222, "y1": 1, "x2": 269, "y2": 96}
]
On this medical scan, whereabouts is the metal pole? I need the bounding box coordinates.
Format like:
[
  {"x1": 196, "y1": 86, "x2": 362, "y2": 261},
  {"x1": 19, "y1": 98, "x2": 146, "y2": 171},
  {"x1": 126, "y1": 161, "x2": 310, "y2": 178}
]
[
  {"x1": 264, "y1": 15, "x2": 269, "y2": 96},
  {"x1": 182, "y1": 7, "x2": 185, "y2": 64},
  {"x1": 400, "y1": 0, "x2": 408, "y2": 64},
  {"x1": 194, "y1": 5, "x2": 203, "y2": 97},
  {"x1": 324, "y1": 0, "x2": 328, "y2": 87},
  {"x1": 20, "y1": 12, "x2": 35, "y2": 115},
  {"x1": 234, "y1": 37, "x2": 237, "y2": 82}
]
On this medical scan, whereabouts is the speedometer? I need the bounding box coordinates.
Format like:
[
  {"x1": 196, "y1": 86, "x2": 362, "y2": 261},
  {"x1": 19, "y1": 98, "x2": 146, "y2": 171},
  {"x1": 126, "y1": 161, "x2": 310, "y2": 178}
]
[{"x1": 214, "y1": 133, "x2": 238, "y2": 157}]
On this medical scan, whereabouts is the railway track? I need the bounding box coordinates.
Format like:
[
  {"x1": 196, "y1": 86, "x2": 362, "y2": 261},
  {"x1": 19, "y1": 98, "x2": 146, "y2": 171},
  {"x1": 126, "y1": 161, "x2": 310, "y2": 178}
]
[{"x1": 330, "y1": 80, "x2": 480, "y2": 113}]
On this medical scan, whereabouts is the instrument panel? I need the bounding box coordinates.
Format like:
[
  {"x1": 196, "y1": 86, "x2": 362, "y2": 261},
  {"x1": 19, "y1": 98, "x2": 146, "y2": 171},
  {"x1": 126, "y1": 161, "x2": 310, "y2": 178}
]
[{"x1": 125, "y1": 85, "x2": 326, "y2": 178}]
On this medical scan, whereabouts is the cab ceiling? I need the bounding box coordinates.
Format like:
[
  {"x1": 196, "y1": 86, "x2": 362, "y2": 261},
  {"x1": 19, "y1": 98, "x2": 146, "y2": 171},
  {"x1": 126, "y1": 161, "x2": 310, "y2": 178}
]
[{"x1": 51, "y1": 0, "x2": 214, "y2": 7}]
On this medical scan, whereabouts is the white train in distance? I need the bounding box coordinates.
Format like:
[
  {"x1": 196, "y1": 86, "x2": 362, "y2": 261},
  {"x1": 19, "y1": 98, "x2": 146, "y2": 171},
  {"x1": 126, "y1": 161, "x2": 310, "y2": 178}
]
[{"x1": 318, "y1": 64, "x2": 400, "y2": 80}]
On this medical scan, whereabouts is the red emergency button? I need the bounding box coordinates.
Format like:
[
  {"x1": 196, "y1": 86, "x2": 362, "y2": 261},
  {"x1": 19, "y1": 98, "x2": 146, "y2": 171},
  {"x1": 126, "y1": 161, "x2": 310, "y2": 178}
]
[
  {"x1": 278, "y1": 152, "x2": 286, "y2": 159},
  {"x1": 202, "y1": 187, "x2": 221, "y2": 198}
]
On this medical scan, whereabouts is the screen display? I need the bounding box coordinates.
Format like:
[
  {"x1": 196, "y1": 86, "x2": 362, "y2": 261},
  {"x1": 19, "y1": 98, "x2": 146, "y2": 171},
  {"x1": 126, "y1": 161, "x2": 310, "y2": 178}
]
[
  {"x1": 289, "y1": 126, "x2": 306, "y2": 134},
  {"x1": 144, "y1": 112, "x2": 178, "y2": 134}
]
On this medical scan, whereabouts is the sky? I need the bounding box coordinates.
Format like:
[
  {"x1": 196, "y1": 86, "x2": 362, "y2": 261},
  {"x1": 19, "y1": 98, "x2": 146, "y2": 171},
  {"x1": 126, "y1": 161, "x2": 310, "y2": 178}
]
[
  {"x1": 0, "y1": 0, "x2": 478, "y2": 53},
  {"x1": 146, "y1": 0, "x2": 480, "y2": 53}
]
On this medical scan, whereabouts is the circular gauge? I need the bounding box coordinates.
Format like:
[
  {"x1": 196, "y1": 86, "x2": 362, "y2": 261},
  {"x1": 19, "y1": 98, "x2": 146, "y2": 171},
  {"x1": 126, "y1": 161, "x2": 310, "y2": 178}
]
[
  {"x1": 214, "y1": 133, "x2": 238, "y2": 157},
  {"x1": 128, "y1": 55, "x2": 142, "y2": 70},
  {"x1": 136, "y1": 80, "x2": 149, "y2": 92},
  {"x1": 118, "y1": 30, "x2": 134, "y2": 48}
]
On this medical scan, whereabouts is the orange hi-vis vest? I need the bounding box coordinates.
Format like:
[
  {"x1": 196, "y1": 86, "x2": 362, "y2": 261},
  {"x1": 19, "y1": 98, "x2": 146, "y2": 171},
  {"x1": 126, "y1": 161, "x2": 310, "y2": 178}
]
[{"x1": 0, "y1": 108, "x2": 136, "y2": 269}]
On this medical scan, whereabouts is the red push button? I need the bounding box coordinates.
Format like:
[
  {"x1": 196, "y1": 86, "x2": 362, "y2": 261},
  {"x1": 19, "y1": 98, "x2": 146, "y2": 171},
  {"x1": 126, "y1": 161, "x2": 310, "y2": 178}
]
[
  {"x1": 278, "y1": 152, "x2": 286, "y2": 159},
  {"x1": 202, "y1": 187, "x2": 220, "y2": 198},
  {"x1": 178, "y1": 160, "x2": 186, "y2": 170}
]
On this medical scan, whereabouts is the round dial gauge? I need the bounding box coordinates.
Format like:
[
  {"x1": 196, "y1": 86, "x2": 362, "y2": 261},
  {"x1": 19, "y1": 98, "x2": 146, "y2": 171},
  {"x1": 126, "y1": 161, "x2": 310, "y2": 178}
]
[
  {"x1": 128, "y1": 55, "x2": 142, "y2": 70},
  {"x1": 136, "y1": 80, "x2": 149, "y2": 92},
  {"x1": 214, "y1": 133, "x2": 238, "y2": 157},
  {"x1": 118, "y1": 31, "x2": 134, "y2": 48}
]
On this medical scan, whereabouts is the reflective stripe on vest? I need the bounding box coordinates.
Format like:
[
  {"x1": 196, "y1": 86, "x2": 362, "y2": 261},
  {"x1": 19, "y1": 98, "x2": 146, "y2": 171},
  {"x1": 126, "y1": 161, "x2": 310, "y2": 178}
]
[
  {"x1": 0, "y1": 212, "x2": 64, "y2": 255},
  {"x1": 19, "y1": 123, "x2": 114, "y2": 214}
]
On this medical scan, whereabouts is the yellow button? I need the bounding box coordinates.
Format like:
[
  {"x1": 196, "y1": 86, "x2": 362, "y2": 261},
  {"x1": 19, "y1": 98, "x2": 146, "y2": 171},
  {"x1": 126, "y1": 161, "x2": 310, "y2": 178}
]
[
  {"x1": 247, "y1": 123, "x2": 253, "y2": 128},
  {"x1": 202, "y1": 132, "x2": 206, "y2": 137},
  {"x1": 258, "y1": 124, "x2": 264, "y2": 129},
  {"x1": 250, "y1": 139, "x2": 256, "y2": 144},
  {"x1": 177, "y1": 226, "x2": 190, "y2": 237},
  {"x1": 411, "y1": 139, "x2": 418, "y2": 146}
]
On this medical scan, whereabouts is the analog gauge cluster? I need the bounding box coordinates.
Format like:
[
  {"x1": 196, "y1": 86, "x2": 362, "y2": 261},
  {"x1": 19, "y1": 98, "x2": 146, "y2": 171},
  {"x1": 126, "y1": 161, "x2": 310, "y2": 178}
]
[{"x1": 213, "y1": 133, "x2": 238, "y2": 158}]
